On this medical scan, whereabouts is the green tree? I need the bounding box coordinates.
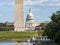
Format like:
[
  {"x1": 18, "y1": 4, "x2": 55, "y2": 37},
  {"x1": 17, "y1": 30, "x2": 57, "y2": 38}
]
[
  {"x1": 43, "y1": 11, "x2": 60, "y2": 45},
  {"x1": 55, "y1": 31, "x2": 60, "y2": 45},
  {"x1": 40, "y1": 23, "x2": 47, "y2": 30},
  {"x1": 0, "y1": 23, "x2": 14, "y2": 31}
]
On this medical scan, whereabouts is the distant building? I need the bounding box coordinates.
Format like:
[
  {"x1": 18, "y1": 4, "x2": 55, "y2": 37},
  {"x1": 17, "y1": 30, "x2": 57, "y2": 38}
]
[
  {"x1": 25, "y1": 9, "x2": 41, "y2": 31},
  {"x1": 25, "y1": 9, "x2": 35, "y2": 30},
  {"x1": 35, "y1": 25, "x2": 42, "y2": 31}
]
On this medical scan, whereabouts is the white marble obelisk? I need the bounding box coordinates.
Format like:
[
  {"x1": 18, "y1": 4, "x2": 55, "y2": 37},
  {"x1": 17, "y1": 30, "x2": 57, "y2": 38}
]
[{"x1": 14, "y1": 0, "x2": 24, "y2": 31}]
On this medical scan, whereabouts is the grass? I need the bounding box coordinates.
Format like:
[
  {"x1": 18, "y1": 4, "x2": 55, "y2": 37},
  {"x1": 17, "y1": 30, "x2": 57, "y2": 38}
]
[
  {"x1": 0, "y1": 31, "x2": 38, "y2": 40},
  {"x1": 38, "y1": 30, "x2": 44, "y2": 36},
  {"x1": 0, "y1": 30, "x2": 44, "y2": 40}
]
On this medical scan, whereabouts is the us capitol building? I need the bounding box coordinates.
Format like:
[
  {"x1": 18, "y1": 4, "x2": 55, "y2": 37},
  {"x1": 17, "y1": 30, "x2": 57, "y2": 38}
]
[{"x1": 25, "y1": 9, "x2": 40, "y2": 31}]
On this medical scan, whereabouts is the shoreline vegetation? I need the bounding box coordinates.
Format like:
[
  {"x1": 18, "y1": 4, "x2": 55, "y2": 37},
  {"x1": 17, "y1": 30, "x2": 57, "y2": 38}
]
[{"x1": 0, "y1": 31, "x2": 43, "y2": 41}]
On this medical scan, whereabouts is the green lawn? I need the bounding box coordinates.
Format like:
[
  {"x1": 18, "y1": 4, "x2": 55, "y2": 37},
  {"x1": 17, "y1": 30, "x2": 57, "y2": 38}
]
[
  {"x1": 0, "y1": 30, "x2": 44, "y2": 40},
  {"x1": 0, "y1": 31, "x2": 38, "y2": 40}
]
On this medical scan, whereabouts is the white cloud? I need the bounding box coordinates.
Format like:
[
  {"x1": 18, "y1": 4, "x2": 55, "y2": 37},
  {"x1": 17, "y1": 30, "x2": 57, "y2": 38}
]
[
  {"x1": 48, "y1": 0, "x2": 59, "y2": 2},
  {"x1": 0, "y1": 0, "x2": 60, "y2": 7},
  {"x1": 24, "y1": 0, "x2": 48, "y2": 6},
  {"x1": 25, "y1": 0, "x2": 60, "y2": 6},
  {"x1": 42, "y1": 2, "x2": 60, "y2": 6}
]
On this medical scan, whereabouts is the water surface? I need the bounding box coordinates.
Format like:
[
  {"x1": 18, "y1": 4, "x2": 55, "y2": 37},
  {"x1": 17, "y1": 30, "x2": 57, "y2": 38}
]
[{"x1": 0, "y1": 41, "x2": 33, "y2": 45}]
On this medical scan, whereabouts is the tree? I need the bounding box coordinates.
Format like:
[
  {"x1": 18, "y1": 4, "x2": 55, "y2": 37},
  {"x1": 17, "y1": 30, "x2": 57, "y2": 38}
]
[
  {"x1": 40, "y1": 23, "x2": 47, "y2": 30},
  {"x1": 0, "y1": 23, "x2": 14, "y2": 31},
  {"x1": 55, "y1": 31, "x2": 60, "y2": 45},
  {"x1": 43, "y1": 11, "x2": 60, "y2": 45}
]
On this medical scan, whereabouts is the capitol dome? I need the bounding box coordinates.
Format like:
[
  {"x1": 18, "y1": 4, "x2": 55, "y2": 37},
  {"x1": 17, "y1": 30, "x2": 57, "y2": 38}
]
[{"x1": 26, "y1": 9, "x2": 34, "y2": 21}]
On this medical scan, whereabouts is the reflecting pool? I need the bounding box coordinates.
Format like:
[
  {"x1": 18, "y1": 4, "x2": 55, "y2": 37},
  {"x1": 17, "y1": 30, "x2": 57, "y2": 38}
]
[{"x1": 0, "y1": 41, "x2": 33, "y2": 45}]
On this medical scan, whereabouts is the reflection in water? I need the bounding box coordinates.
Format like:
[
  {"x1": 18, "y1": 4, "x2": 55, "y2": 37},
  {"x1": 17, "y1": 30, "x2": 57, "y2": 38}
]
[
  {"x1": 15, "y1": 42, "x2": 24, "y2": 45},
  {"x1": 0, "y1": 42, "x2": 33, "y2": 45},
  {"x1": 15, "y1": 42, "x2": 33, "y2": 45},
  {"x1": 24, "y1": 42, "x2": 33, "y2": 45},
  {"x1": 0, "y1": 43, "x2": 14, "y2": 45}
]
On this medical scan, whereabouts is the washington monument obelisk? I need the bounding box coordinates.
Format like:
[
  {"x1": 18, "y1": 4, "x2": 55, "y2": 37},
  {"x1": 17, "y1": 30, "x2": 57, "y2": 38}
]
[{"x1": 14, "y1": 0, "x2": 24, "y2": 31}]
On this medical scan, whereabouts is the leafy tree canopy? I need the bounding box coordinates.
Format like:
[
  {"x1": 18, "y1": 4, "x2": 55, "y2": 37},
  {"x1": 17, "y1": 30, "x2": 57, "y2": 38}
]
[{"x1": 43, "y1": 11, "x2": 60, "y2": 45}]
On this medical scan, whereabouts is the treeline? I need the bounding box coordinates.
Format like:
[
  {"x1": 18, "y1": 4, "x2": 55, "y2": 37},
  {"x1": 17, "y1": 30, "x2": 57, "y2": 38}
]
[
  {"x1": 43, "y1": 11, "x2": 60, "y2": 45},
  {"x1": 0, "y1": 23, "x2": 14, "y2": 31}
]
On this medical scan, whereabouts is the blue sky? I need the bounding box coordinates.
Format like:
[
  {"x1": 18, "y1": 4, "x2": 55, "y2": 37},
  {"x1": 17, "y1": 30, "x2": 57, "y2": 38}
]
[{"x1": 0, "y1": 0, "x2": 60, "y2": 23}]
